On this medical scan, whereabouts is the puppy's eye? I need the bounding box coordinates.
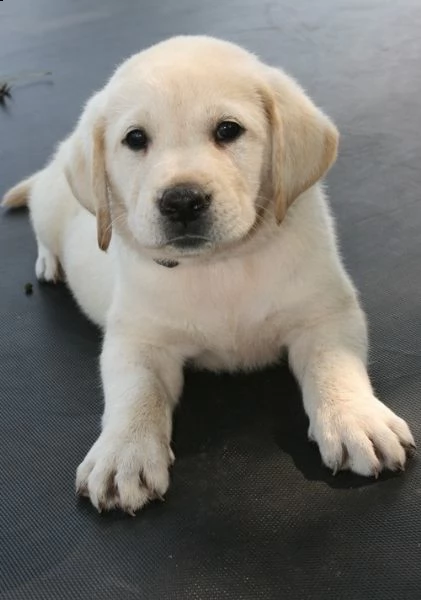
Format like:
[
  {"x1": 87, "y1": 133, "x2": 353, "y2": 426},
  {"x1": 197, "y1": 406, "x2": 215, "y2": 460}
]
[
  {"x1": 214, "y1": 121, "x2": 244, "y2": 143},
  {"x1": 123, "y1": 128, "x2": 149, "y2": 151}
]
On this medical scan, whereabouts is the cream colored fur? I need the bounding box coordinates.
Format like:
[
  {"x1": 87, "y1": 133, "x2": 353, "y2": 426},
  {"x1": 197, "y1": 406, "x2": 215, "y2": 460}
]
[{"x1": 2, "y1": 36, "x2": 414, "y2": 514}]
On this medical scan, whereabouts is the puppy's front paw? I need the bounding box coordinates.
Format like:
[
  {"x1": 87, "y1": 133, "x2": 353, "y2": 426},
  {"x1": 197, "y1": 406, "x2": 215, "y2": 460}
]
[
  {"x1": 76, "y1": 429, "x2": 173, "y2": 515},
  {"x1": 310, "y1": 397, "x2": 415, "y2": 477}
]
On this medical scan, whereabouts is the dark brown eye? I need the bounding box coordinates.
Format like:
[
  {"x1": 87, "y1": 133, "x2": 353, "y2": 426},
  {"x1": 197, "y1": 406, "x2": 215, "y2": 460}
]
[
  {"x1": 214, "y1": 121, "x2": 244, "y2": 143},
  {"x1": 124, "y1": 128, "x2": 149, "y2": 151}
]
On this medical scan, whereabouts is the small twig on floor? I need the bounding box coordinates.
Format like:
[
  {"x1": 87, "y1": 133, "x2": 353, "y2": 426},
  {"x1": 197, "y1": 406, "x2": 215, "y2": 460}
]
[
  {"x1": 0, "y1": 81, "x2": 12, "y2": 104},
  {"x1": 0, "y1": 71, "x2": 52, "y2": 104}
]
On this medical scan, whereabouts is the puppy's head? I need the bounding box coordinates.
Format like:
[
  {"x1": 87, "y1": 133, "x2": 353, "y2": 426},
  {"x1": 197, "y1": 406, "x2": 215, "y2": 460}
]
[{"x1": 65, "y1": 36, "x2": 338, "y2": 258}]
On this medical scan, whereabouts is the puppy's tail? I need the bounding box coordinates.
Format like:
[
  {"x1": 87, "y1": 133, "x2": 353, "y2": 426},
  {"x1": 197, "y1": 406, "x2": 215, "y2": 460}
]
[{"x1": 1, "y1": 173, "x2": 38, "y2": 208}]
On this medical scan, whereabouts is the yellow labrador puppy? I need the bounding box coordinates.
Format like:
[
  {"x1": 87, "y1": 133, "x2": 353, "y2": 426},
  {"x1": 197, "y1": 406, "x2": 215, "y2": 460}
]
[{"x1": 3, "y1": 36, "x2": 414, "y2": 514}]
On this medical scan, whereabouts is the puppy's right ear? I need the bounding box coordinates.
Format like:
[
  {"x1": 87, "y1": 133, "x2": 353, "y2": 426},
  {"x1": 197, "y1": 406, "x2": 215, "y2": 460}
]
[{"x1": 64, "y1": 92, "x2": 112, "y2": 251}]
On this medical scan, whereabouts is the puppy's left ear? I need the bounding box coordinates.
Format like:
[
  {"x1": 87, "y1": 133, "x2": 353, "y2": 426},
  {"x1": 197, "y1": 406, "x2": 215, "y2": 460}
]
[
  {"x1": 263, "y1": 67, "x2": 339, "y2": 224},
  {"x1": 63, "y1": 92, "x2": 112, "y2": 251}
]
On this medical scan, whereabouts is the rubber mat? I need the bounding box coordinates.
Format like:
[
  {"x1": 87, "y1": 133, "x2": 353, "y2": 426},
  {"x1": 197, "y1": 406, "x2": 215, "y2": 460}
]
[{"x1": 1, "y1": 0, "x2": 421, "y2": 598}]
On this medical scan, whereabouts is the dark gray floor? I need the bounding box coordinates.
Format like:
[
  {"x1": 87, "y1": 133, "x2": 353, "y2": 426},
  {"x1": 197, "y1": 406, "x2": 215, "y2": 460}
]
[{"x1": 1, "y1": 1, "x2": 421, "y2": 599}]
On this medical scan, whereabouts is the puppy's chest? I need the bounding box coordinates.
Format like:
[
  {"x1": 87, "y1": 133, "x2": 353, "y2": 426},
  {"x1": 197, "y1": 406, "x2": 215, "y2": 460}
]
[
  {"x1": 147, "y1": 264, "x2": 289, "y2": 370},
  {"x1": 192, "y1": 304, "x2": 284, "y2": 372}
]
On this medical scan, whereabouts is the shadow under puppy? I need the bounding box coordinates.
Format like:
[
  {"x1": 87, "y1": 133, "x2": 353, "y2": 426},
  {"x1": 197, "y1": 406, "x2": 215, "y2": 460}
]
[{"x1": 3, "y1": 36, "x2": 415, "y2": 514}]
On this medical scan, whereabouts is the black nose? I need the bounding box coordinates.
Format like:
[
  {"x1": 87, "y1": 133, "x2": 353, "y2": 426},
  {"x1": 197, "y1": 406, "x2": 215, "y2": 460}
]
[{"x1": 159, "y1": 185, "x2": 211, "y2": 224}]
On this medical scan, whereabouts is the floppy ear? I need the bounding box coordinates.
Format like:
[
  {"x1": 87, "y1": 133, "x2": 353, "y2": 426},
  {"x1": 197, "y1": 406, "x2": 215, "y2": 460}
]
[
  {"x1": 263, "y1": 67, "x2": 339, "y2": 224},
  {"x1": 64, "y1": 92, "x2": 112, "y2": 251}
]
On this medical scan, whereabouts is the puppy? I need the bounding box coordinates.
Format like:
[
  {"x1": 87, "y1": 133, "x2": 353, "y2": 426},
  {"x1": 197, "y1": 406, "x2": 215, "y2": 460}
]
[{"x1": 3, "y1": 36, "x2": 415, "y2": 514}]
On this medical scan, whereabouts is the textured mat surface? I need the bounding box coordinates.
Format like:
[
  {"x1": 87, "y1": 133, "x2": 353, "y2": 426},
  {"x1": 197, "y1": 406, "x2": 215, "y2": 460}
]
[{"x1": 1, "y1": 1, "x2": 421, "y2": 598}]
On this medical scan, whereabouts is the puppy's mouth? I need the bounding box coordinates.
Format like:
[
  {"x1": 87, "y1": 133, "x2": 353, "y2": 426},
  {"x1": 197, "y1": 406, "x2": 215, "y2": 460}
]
[
  {"x1": 157, "y1": 209, "x2": 264, "y2": 258},
  {"x1": 167, "y1": 234, "x2": 213, "y2": 250},
  {"x1": 139, "y1": 206, "x2": 265, "y2": 262}
]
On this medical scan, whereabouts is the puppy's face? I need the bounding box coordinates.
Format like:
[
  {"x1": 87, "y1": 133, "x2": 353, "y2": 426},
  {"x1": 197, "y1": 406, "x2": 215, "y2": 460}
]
[
  {"x1": 105, "y1": 49, "x2": 270, "y2": 256},
  {"x1": 66, "y1": 37, "x2": 339, "y2": 258}
]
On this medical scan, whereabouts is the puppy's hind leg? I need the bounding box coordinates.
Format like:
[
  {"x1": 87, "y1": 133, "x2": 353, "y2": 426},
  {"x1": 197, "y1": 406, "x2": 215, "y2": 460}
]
[
  {"x1": 2, "y1": 170, "x2": 62, "y2": 283},
  {"x1": 28, "y1": 169, "x2": 71, "y2": 285},
  {"x1": 35, "y1": 240, "x2": 62, "y2": 284}
]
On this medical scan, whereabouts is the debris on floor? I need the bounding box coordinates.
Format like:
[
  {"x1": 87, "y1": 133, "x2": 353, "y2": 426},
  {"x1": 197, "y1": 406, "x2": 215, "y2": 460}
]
[
  {"x1": 0, "y1": 82, "x2": 12, "y2": 103},
  {"x1": 0, "y1": 70, "x2": 52, "y2": 104},
  {"x1": 24, "y1": 282, "x2": 33, "y2": 295}
]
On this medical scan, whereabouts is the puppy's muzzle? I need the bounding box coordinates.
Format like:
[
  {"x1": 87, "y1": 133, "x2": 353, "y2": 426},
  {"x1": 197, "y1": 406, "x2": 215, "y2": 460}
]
[{"x1": 159, "y1": 184, "x2": 212, "y2": 248}]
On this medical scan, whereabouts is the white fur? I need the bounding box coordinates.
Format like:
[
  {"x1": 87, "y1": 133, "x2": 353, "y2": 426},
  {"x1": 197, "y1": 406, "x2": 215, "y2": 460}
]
[{"x1": 3, "y1": 36, "x2": 414, "y2": 514}]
